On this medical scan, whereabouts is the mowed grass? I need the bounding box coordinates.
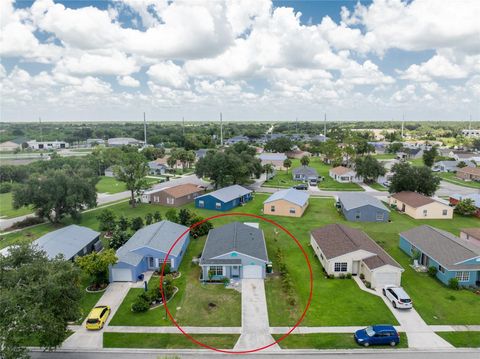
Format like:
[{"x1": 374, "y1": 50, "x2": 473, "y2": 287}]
[
  {"x1": 272, "y1": 333, "x2": 408, "y2": 349},
  {"x1": 0, "y1": 192, "x2": 33, "y2": 219},
  {"x1": 109, "y1": 236, "x2": 241, "y2": 327},
  {"x1": 436, "y1": 332, "x2": 480, "y2": 348},
  {"x1": 103, "y1": 333, "x2": 239, "y2": 349},
  {"x1": 96, "y1": 176, "x2": 162, "y2": 194},
  {"x1": 365, "y1": 182, "x2": 388, "y2": 191},
  {"x1": 438, "y1": 172, "x2": 480, "y2": 189},
  {"x1": 76, "y1": 275, "x2": 104, "y2": 324}
]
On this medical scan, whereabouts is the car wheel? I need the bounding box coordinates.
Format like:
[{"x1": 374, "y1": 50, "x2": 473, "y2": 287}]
[
  {"x1": 382, "y1": 289, "x2": 386, "y2": 296},
  {"x1": 392, "y1": 301, "x2": 397, "y2": 308},
  {"x1": 363, "y1": 342, "x2": 370, "y2": 347},
  {"x1": 390, "y1": 341, "x2": 397, "y2": 346}
]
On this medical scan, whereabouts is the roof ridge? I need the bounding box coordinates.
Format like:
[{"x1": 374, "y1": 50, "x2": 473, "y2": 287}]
[
  {"x1": 148, "y1": 220, "x2": 165, "y2": 246},
  {"x1": 428, "y1": 225, "x2": 479, "y2": 254},
  {"x1": 335, "y1": 224, "x2": 358, "y2": 247}
]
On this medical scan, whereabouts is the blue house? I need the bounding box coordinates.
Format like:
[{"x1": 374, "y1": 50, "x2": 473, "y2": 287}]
[
  {"x1": 400, "y1": 225, "x2": 480, "y2": 287},
  {"x1": 110, "y1": 220, "x2": 189, "y2": 282},
  {"x1": 195, "y1": 185, "x2": 252, "y2": 211},
  {"x1": 337, "y1": 193, "x2": 390, "y2": 222}
]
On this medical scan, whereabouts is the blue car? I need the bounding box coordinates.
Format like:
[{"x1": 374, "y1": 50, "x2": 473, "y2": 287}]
[{"x1": 354, "y1": 325, "x2": 400, "y2": 347}]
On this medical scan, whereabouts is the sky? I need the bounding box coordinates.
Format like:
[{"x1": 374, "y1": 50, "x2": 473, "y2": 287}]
[{"x1": 1, "y1": 0, "x2": 479, "y2": 122}]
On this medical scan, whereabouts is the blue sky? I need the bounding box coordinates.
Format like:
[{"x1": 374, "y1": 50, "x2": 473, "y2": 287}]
[{"x1": 1, "y1": 0, "x2": 479, "y2": 122}]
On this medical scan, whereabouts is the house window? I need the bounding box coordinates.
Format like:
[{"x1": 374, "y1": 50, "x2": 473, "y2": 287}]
[
  {"x1": 289, "y1": 208, "x2": 296, "y2": 214},
  {"x1": 210, "y1": 266, "x2": 223, "y2": 276},
  {"x1": 423, "y1": 209, "x2": 428, "y2": 217},
  {"x1": 271, "y1": 205, "x2": 275, "y2": 212},
  {"x1": 438, "y1": 265, "x2": 445, "y2": 274},
  {"x1": 376, "y1": 212, "x2": 384, "y2": 221},
  {"x1": 442, "y1": 209, "x2": 448, "y2": 216},
  {"x1": 355, "y1": 211, "x2": 361, "y2": 219},
  {"x1": 455, "y1": 271, "x2": 470, "y2": 282},
  {"x1": 334, "y1": 262, "x2": 348, "y2": 272},
  {"x1": 215, "y1": 202, "x2": 222, "y2": 209},
  {"x1": 198, "y1": 200, "x2": 204, "y2": 208}
]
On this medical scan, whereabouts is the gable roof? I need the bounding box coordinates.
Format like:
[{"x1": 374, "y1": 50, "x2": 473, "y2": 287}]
[
  {"x1": 292, "y1": 166, "x2": 318, "y2": 177},
  {"x1": 34, "y1": 225, "x2": 100, "y2": 260},
  {"x1": 311, "y1": 224, "x2": 401, "y2": 270},
  {"x1": 264, "y1": 188, "x2": 309, "y2": 207},
  {"x1": 330, "y1": 166, "x2": 354, "y2": 175},
  {"x1": 390, "y1": 191, "x2": 436, "y2": 208},
  {"x1": 259, "y1": 152, "x2": 287, "y2": 161},
  {"x1": 161, "y1": 183, "x2": 203, "y2": 198},
  {"x1": 116, "y1": 220, "x2": 188, "y2": 266},
  {"x1": 457, "y1": 167, "x2": 480, "y2": 176},
  {"x1": 196, "y1": 184, "x2": 251, "y2": 203},
  {"x1": 338, "y1": 193, "x2": 390, "y2": 212},
  {"x1": 200, "y1": 222, "x2": 268, "y2": 263},
  {"x1": 450, "y1": 193, "x2": 480, "y2": 208},
  {"x1": 401, "y1": 225, "x2": 480, "y2": 270}
]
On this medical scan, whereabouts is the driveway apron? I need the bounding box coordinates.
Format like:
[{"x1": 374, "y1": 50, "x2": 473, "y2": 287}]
[{"x1": 234, "y1": 279, "x2": 280, "y2": 351}]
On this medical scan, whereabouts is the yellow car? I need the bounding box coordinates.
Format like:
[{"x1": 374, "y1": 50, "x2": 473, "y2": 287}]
[{"x1": 85, "y1": 305, "x2": 111, "y2": 330}]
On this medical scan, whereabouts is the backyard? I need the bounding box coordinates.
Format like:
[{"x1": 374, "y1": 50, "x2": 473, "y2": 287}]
[{"x1": 438, "y1": 172, "x2": 480, "y2": 189}]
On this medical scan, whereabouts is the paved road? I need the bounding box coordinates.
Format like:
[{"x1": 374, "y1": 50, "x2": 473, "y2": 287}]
[{"x1": 436, "y1": 180, "x2": 479, "y2": 197}]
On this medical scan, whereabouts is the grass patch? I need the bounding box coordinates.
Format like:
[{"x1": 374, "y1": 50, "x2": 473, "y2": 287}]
[
  {"x1": 365, "y1": 182, "x2": 388, "y2": 191},
  {"x1": 438, "y1": 172, "x2": 480, "y2": 189},
  {"x1": 96, "y1": 176, "x2": 161, "y2": 194},
  {"x1": 372, "y1": 153, "x2": 396, "y2": 160},
  {"x1": 273, "y1": 333, "x2": 408, "y2": 349},
  {"x1": 75, "y1": 275, "x2": 104, "y2": 324},
  {"x1": 436, "y1": 331, "x2": 480, "y2": 348},
  {"x1": 103, "y1": 333, "x2": 239, "y2": 349},
  {"x1": 0, "y1": 192, "x2": 33, "y2": 219}
]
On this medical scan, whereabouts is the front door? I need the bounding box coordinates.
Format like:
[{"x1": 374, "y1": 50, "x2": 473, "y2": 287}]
[
  {"x1": 232, "y1": 266, "x2": 240, "y2": 278},
  {"x1": 352, "y1": 261, "x2": 359, "y2": 275},
  {"x1": 420, "y1": 253, "x2": 429, "y2": 267}
]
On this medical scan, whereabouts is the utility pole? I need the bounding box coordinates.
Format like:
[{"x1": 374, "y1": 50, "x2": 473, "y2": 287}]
[
  {"x1": 39, "y1": 117, "x2": 43, "y2": 142},
  {"x1": 220, "y1": 112, "x2": 224, "y2": 147},
  {"x1": 469, "y1": 114, "x2": 472, "y2": 130},
  {"x1": 295, "y1": 117, "x2": 298, "y2": 133},
  {"x1": 182, "y1": 116, "x2": 185, "y2": 137},
  {"x1": 143, "y1": 112, "x2": 147, "y2": 147},
  {"x1": 401, "y1": 113, "x2": 405, "y2": 138},
  {"x1": 324, "y1": 113, "x2": 327, "y2": 138}
]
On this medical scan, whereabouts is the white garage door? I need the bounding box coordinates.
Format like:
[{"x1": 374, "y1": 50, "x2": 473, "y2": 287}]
[
  {"x1": 111, "y1": 268, "x2": 133, "y2": 282},
  {"x1": 242, "y1": 265, "x2": 263, "y2": 279},
  {"x1": 373, "y1": 272, "x2": 400, "y2": 288}
]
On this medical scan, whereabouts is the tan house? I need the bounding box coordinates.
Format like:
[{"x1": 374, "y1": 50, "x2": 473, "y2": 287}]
[
  {"x1": 389, "y1": 191, "x2": 453, "y2": 219},
  {"x1": 460, "y1": 228, "x2": 480, "y2": 247},
  {"x1": 258, "y1": 153, "x2": 287, "y2": 170},
  {"x1": 0, "y1": 141, "x2": 21, "y2": 152},
  {"x1": 144, "y1": 184, "x2": 204, "y2": 206},
  {"x1": 329, "y1": 166, "x2": 363, "y2": 183},
  {"x1": 154, "y1": 156, "x2": 183, "y2": 169},
  {"x1": 286, "y1": 150, "x2": 311, "y2": 159},
  {"x1": 456, "y1": 167, "x2": 480, "y2": 182},
  {"x1": 263, "y1": 188, "x2": 309, "y2": 217}
]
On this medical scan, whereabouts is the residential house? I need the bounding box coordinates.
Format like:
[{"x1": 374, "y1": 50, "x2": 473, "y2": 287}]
[
  {"x1": 263, "y1": 188, "x2": 309, "y2": 217},
  {"x1": 310, "y1": 224, "x2": 403, "y2": 288},
  {"x1": 329, "y1": 166, "x2": 362, "y2": 183},
  {"x1": 462, "y1": 129, "x2": 480, "y2": 138},
  {"x1": 140, "y1": 189, "x2": 160, "y2": 204},
  {"x1": 292, "y1": 166, "x2": 319, "y2": 182},
  {"x1": 450, "y1": 151, "x2": 480, "y2": 162},
  {"x1": 33, "y1": 225, "x2": 101, "y2": 261},
  {"x1": 0, "y1": 140, "x2": 21, "y2": 152},
  {"x1": 110, "y1": 220, "x2": 189, "y2": 282},
  {"x1": 154, "y1": 156, "x2": 182, "y2": 170},
  {"x1": 286, "y1": 150, "x2": 311, "y2": 159},
  {"x1": 195, "y1": 184, "x2": 252, "y2": 211},
  {"x1": 368, "y1": 141, "x2": 389, "y2": 154},
  {"x1": 107, "y1": 137, "x2": 143, "y2": 147},
  {"x1": 310, "y1": 134, "x2": 328, "y2": 143},
  {"x1": 225, "y1": 136, "x2": 250, "y2": 145},
  {"x1": 449, "y1": 193, "x2": 480, "y2": 218},
  {"x1": 27, "y1": 140, "x2": 69, "y2": 150},
  {"x1": 337, "y1": 193, "x2": 390, "y2": 222},
  {"x1": 389, "y1": 191, "x2": 453, "y2": 219},
  {"x1": 460, "y1": 228, "x2": 480, "y2": 247},
  {"x1": 396, "y1": 148, "x2": 423, "y2": 160},
  {"x1": 200, "y1": 222, "x2": 270, "y2": 280},
  {"x1": 259, "y1": 152, "x2": 288, "y2": 170},
  {"x1": 433, "y1": 160, "x2": 475, "y2": 172},
  {"x1": 456, "y1": 167, "x2": 480, "y2": 182},
  {"x1": 195, "y1": 149, "x2": 210, "y2": 160},
  {"x1": 399, "y1": 225, "x2": 480, "y2": 287},
  {"x1": 147, "y1": 183, "x2": 204, "y2": 206},
  {"x1": 147, "y1": 160, "x2": 168, "y2": 175}
]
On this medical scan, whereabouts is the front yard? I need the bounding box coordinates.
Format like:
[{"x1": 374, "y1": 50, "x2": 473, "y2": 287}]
[
  {"x1": 0, "y1": 192, "x2": 33, "y2": 219},
  {"x1": 436, "y1": 332, "x2": 480, "y2": 348},
  {"x1": 438, "y1": 172, "x2": 480, "y2": 189}
]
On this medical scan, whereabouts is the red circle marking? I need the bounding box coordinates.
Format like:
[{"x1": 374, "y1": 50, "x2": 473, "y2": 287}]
[{"x1": 159, "y1": 212, "x2": 314, "y2": 354}]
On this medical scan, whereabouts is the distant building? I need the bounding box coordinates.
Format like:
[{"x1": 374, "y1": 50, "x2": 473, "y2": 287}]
[
  {"x1": 0, "y1": 141, "x2": 21, "y2": 152},
  {"x1": 87, "y1": 138, "x2": 105, "y2": 147},
  {"x1": 433, "y1": 160, "x2": 476, "y2": 173},
  {"x1": 286, "y1": 150, "x2": 311, "y2": 159},
  {"x1": 310, "y1": 134, "x2": 328, "y2": 143},
  {"x1": 258, "y1": 152, "x2": 287, "y2": 170},
  {"x1": 449, "y1": 151, "x2": 480, "y2": 162},
  {"x1": 329, "y1": 166, "x2": 362, "y2": 183},
  {"x1": 27, "y1": 140, "x2": 69, "y2": 150},
  {"x1": 147, "y1": 161, "x2": 168, "y2": 176},
  {"x1": 338, "y1": 193, "x2": 390, "y2": 222},
  {"x1": 225, "y1": 136, "x2": 250, "y2": 146},
  {"x1": 195, "y1": 149, "x2": 210, "y2": 160},
  {"x1": 107, "y1": 137, "x2": 143, "y2": 147},
  {"x1": 104, "y1": 166, "x2": 115, "y2": 177},
  {"x1": 145, "y1": 184, "x2": 204, "y2": 207},
  {"x1": 462, "y1": 129, "x2": 480, "y2": 138},
  {"x1": 456, "y1": 167, "x2": 480, "y2": 182},
  {"x1": 292, "y1": 166, "x2": 318, "y2": 182},
  {"x1": 449, "y1": 193, "x2": 480, "y2": 218}
]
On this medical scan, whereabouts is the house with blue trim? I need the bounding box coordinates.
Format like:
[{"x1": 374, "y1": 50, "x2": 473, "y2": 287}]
[
  {"x1": 195, "y1": 184, "x2": 252, "y2": 211},
  {"x1": 110, "y1": 220, "x2": 189, "y2": 282},
  {"x1": 399, "y1": 225, "x2": 480, "y2": 287},
  {"x1": 337, "y1": 193, "x2": 390, "y2": 222}
]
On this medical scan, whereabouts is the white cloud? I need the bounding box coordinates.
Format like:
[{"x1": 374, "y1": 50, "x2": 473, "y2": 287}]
[
  {"x1": 147, "y1": 61, "x2": 189, "y2": 88},
  {"x1": 118, "y1": 75, "x2": 140, "y2": 87},
  {"x1": 399, "y1": 53, "x2": 473, "y2": 81}
]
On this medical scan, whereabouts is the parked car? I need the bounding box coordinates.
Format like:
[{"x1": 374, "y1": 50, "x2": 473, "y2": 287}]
[
  {"x1": 309, "y1": 178, "x2": 318, "y2": 186},
  {"x1": 86, "y1": 305, "x2": 111, "y2": 330},
  {"x1": 354, "y1": 325, "x2": 400, "y2": 347},
  {"x1": 293, "y1": 183, "x2": 308, "y2": 190},
  {"x1": 383, "y1": 285, "x2": 412, "y2": 309}
]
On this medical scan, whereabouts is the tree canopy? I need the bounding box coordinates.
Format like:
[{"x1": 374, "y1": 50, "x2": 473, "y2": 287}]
[
  {"x1": 114, "y1": 152, "x2": 150, "y2": 207},
  {"x1": 354, "y1": 155, "x2": 386, "y2": 183},
  {"x1": 422, "y1": 146, "x2": 438, "y2": 167},
  {"x1": 264, "y1": 137, "x2": 293, "y2": 153},
  {"x1": 389, "y1": 162, "x2": 440, "y2": 196}
]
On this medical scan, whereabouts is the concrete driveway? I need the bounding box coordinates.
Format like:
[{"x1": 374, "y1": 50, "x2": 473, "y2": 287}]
[
  {"x1": 234, "y1": 279, "x2": 279, "y2": 351},
  {"x1": 62, "y1": 282, "x2": 132, "y2": 349}
]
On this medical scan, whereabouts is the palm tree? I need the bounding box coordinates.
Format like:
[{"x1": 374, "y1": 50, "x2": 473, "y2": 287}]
[
  {"x1": 263, "y1": 163, "x2": 274, "y2": 181},
  {"x1": 283, "y1": 158, "x2": 292, "y2": 173},
  {"x1": 300, "y1": 155, "x2": 310, "y2": 167}
]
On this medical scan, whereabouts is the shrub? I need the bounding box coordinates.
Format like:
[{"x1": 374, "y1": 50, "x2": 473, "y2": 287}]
[
  {"x1": 131, "y1": 293, "x2": 150, "y2": 312},
  {"x1": 109, "y1": 230, "x2": 129, "y2": 250},
  {"x1": 448, "y1": 278, "x2": 459, "y2": 290},
  {"x1": 428, "y1": 266, "x2": 438, "y2": 278},
  {"x1": 153, "y1": 211, "x2": 162, "y2": 222},
  {"x1": 8, "y1": 216, "x2": 44, "y2": 230},
  {"x1": 117, "y1": 216, "x2": 129, "y2": 231},
  {"x1": 97, "y1": 209, "x2": 117, "y2": 234},
  {"x1": 165, "y1": 208, "x2": 178, "y2": 223},
  {"x1": 359, "y1": 273, "x2": 365, "y2": 280},
  {"x1": 222, "y1": 277, "x2": 230, "y2": 286},
  {"x1": 145, "y1": 213, "x2": 153, "y2": 225},
  {"x1": 0, "y1": 182, "x2": 12, "y2": 193},
  {"x1": 364, "y1": 281, "x2": 371, "y2": 288},
  {"x1": 345, "y1": 273, "x2": 352, "y2": 279},
  {"x1": 327, "y1": 274, "x2": 334, "y2": 279},
  {"x1": 131, "y1": 216, "x2": 144, "y2": 231},
  {"x1": 338, "y1": 273, "x2": 346, "y2": 279}
]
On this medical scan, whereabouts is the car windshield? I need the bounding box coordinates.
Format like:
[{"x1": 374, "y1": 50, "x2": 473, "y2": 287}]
[
  {"x1": 87, "y1": 318, "x2": 99, "y2": 324},
  {"x1": 365, "y1": 326, "x2": 376, "y2": 337}
]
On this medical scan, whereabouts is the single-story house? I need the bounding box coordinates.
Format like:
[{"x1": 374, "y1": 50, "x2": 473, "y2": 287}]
[
  {"x1": 27, "y1": 140, "x2": 69, "y2": 150},
  {"x1": 104, "y1": 166, "x2": 115, "y2": 177},
  {"x1": 154, "y1": 156, "x2": 182, "y2": 169},
  {"x1": 433, "y1": 160, "x2": 475, "y2": 172},
  {"x1": 292, "y1": 166, "x2": 319, "y2": 182},
  {"x1": 389, "y1": 191, "x2": 453, "y2": 219},
  {"x1": 450, "y1": 151, "x2": 480, "y2": 162},
  {"x1": 263, "y1": 188, "x2": 309, "y2": 217},
  {"x1": 310, "y1": 134, "x2": 328, "y2": 143},
  {"x1": 329, "y1": 166, "x2": 362, "y2": 183},
  {"x1": 310, "y1": 224, "x2": 403, "y2": 288},
  {"x1": 148, "y1": 160, "x2": 168, "y2": 175},
  {"x1": 337, "y1": 193, "x2": 390, "y2": 222},
  {"x1": 33, "y1": 225, "x2": 101, "y2": 261},
  {"x1": 286, "y1": 150, "x2": 311, "y2": 159},
  {"x1": 140, "y1": 188, "x2": 159, "y2": 204},
  {"x1": 456, "y1": 167, "x2": 480, "y2": 182},
  {"x1": 449, "y1": 193, "x2": 480, "y2": 218},
  {"x1": 258, "y1": 153, "x2": 288, "y2": 170},
  {"x1": 0, "y1": 140, "x2": 21, "y2": 152},
  {"x1": 147, "y1": 183, "x2": 204, "y2": 206},
  {"x1": 460, "y1": 228, "x2": 480, "y2": 247},
  {"x1": 110, "y1": 220, "x2": 189, "y2": 282},
  {"x1": 195, "y1": 184, "x2": 252, "y2": 211},
  {"x1": 400, "y1": 225, "x2": 480, "y2": 287},
  {"x1": 200, "y1": 222, "x2": 270, "y2": 280},
  {"x1": 225, "y1": 136, "x2": 250, "y2": 146},
  {"x1": 195, "y1": 149, "x2": 209, "y2": 160},
  {"x1": 397, "y1": 148, "x2": 423, "y2": 160}
]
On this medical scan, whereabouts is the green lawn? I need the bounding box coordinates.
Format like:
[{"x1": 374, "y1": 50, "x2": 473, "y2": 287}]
[
  {"x1": 96, "y1": 176, "x2": 162, "y2": 194},
  {"x1": 272, "y1": 333, "x2": 408, "y2": 349},
  {"x1": 408, "y1": 158, "x2": 424, "y2": 167},
  {"x1": 76, "y1": 275, "x2": 104, "y2": 324},
  {"x1": 438, "y1": 172, "x2": 480, "y2": 189},
  {"x1": 263, "y1": 158, "x2": 364, "y2": 191},
  {"x1": 366, "y1": 182, "x2": 388, "y2": 191},
  {"x1": 372, "y1": 153, "x2": 396, "y2": 160},
  {"x1": 103, "y1": 333, "x2": 239, "y2": 349},
  {"x1": 0, "y1": 192, "x2": 33, "y2": 219},
  {"x1": 436, "y1": 332, "x2": 480, "y2": 348}
]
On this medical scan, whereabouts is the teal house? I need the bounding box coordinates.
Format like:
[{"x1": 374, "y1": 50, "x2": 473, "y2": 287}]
[{"x1": 195, "y1": 185, "x2": 252, "y2": 211}]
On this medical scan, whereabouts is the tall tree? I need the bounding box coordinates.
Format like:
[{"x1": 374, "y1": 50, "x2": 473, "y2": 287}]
[
  {"x1": 283, "y1": 158, "x2": 292, "y2": 173},
  {"x1": 114, "y1": 152, "x2": 149, "y2": 208},
  {"x1": 300, "y1": 155, "x2": 310, "y2": 166},
  {"x1": 0, "y1": 245, "x2": 82, "y2": 359},
  {"x1": 97, "y1": 209, "x2": 117, "y2": 235},
  {"x1": 75, "y1": 249, "x2": 117, "y2": 289},
  {"x1": 319, "y1": 139, "x2": 341, "y2": 164},
  {"x1": 390, "y1": 162, "x2": 440, "y2": 196},
  {"x1": 263, "y1": 163, "x2": 274, "y2": 180},
  {"x1": 422, "y1": 146, "x2": 438, "y2": 167},
  {"x1": 264, "y1": 137, "x2": 293, "y2": 153},
  {"x1": 354, "y1": 155, "x2": 386, "y2": 183}
]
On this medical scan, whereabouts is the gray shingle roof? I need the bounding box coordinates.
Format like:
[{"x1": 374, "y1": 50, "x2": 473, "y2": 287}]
[
  {"x1": 401, "y1": 225, "x2": 480, "y2": 270},
  {"x1": 338, "y1": 193, "x2": 390, "y2": 212},
  {"x1": 200, "y1": 222, "x2": 269, "y2": 263},
  {"x1": 292, "y1": 166, "x2": 318, "y2": 177},
  {"x1": 116, "y1": 220, "x2": 189, "y2": 266},
  {"x1": 259, "y1": 153, "x2": 287, "y2": 161},
  {"x1": 264, "y1": 188, "x2": 309, "y2": 207},
  {"x1": 196, "y1": 185, "x2": 251, "y2": 203},
  {"x1": 33, "y1": 225, "x2": 100, "y2": 260}
]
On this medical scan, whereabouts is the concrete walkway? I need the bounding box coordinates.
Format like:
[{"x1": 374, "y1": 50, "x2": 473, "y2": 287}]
[{"x1": 234, "y1": 279, "x2": 280, "y2": 351}]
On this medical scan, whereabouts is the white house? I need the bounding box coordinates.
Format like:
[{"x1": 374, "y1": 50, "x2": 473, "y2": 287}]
[{"x1": 329, "y1": 166, "x2": 363, "y2": 183}]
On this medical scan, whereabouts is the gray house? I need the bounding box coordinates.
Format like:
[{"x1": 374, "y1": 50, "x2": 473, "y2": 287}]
[
  {"x1": 33, "y1": 225, "x2": 102, "y2": 261},
  {"x1": 292, "y1": 166, "x2": 319, "y2": 181},
  {"x1": 338, "y1": 193, "x2": 390, "y2": 222},
  {"x1": 433, "y1": 160, "x2": 475, "y2": 173},
  {"x1": 200, "y1": 222, "x2": 270, "y2": 280},
  {"x1": 148, "y1": 160, "x2": 167, "y2": 175}
]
